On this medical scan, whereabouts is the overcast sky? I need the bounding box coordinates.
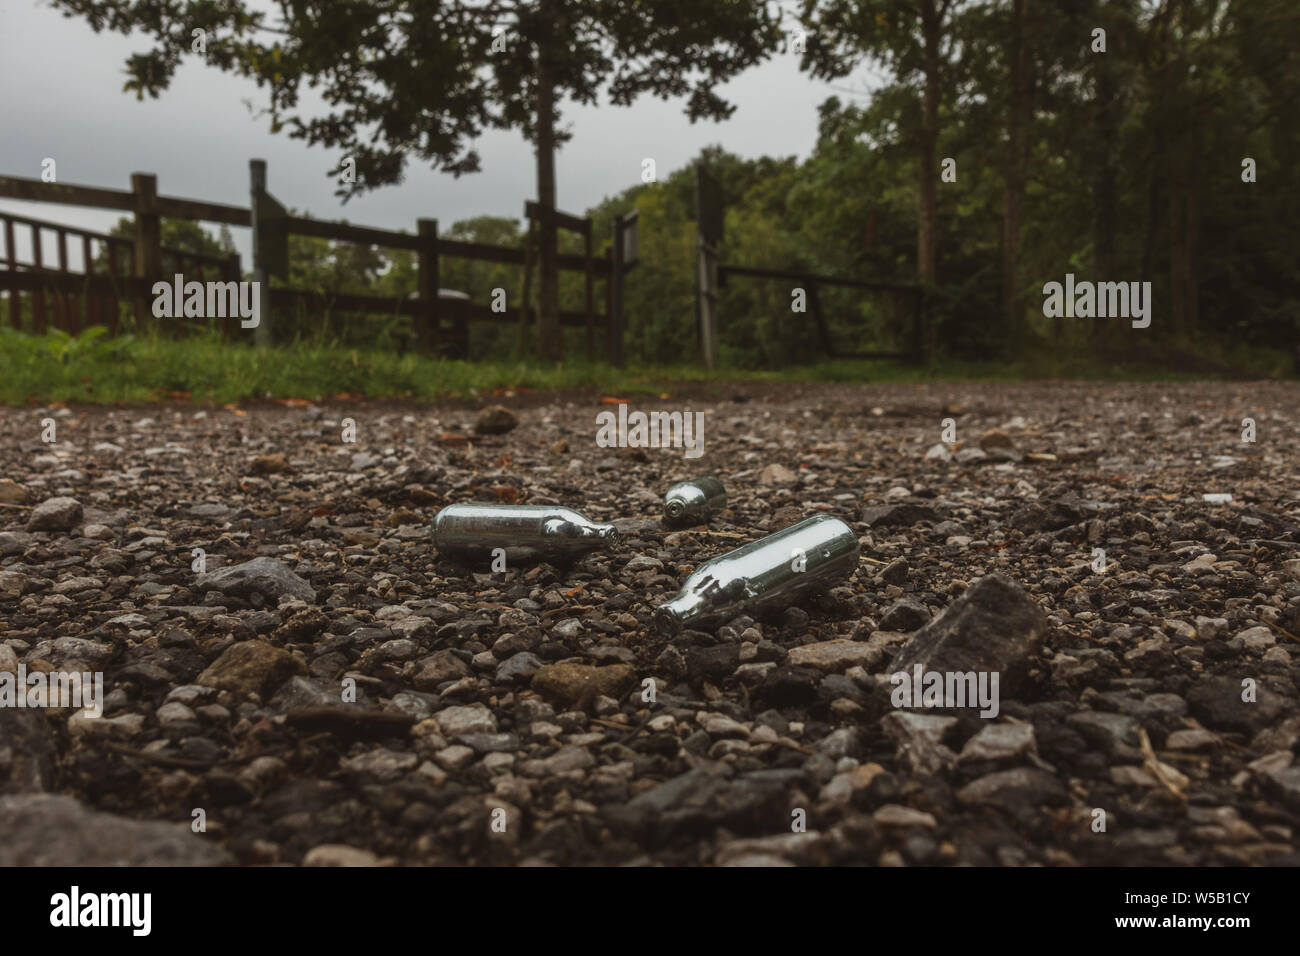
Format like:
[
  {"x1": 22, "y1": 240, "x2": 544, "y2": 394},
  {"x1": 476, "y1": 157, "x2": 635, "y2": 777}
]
[{"x1": 1, "y1": 1, "x2": 878, "y2": 265}]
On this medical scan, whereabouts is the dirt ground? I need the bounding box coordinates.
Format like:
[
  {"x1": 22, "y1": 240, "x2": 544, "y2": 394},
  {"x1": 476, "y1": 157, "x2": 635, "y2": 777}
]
[{"x1": 2, "y1": 379, "x2": 1299, "y2": 866}]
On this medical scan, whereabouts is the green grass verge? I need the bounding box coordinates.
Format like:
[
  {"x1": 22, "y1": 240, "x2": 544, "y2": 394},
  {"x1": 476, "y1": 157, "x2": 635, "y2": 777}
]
[{"x1": 0, "y1": 327, "x2": 1291, "y2": 405}]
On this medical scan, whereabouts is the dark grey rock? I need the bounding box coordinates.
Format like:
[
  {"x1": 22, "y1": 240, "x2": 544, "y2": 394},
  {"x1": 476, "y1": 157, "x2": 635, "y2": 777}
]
[
  {"x1": 609, "y1": 763, "x2": 803, "y2": 843},
  {"x1": 0, "y1": 709, "x2": 57, "y2": 794},
  {"x1": 753, "y1": 666, "x2": 820, "y2": 708},
  {"x1": 879, "y1": 558, "x2": 910, "y2": 585},
  {"x1": 861, "y1": 504, "x2": 937, "y2": 529},
  {"x1": 880, "y1": 598, "x2": 930, "y2": 632},
  {"x1": 1262, "y1": 767, "x2": 1300, "y2": 811},
  {"x1": 496, "y1": 652, "x2": 543, "y2": 683},
  {"x1": 1066, "y1": 711, "x2": 1142, "y2": 757},
  {"x1": 890, "y1": 573, "x2": 1047, "y2": 695},
  {"x1": 1188, "y1": 676, "x2": 1287, "y2": 734},
  {"x1": 199, "y1": 556, "x2": 316, "y2": 604},
  {"x1": 0, "y1": 532, "x2": 34, "y2": 556},
  {"x1": 26, "y1": 496, "x2": 82, "y2": 532},
  {"x1": 1007, "y1": 500, "x2": 1083, "y2": 533},
  {"x1": 0, "y1": 794, "x2": 231, "y2": 865},
  {"x1": 956, "y1": 768, "x2": 1067, "y2": 810}
]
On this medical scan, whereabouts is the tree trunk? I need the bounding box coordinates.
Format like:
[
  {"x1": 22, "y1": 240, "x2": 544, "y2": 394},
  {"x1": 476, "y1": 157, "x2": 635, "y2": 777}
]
[
  {"x1": 1166, "y1": 0, "x2": 1197, "y2": 342},
  {"x1": 535, "y1": 19, "x2": 561, "y2": 361},
  {"x1": 1169, "y1": 160, "x2": 1198, "y2": 341},
  {"x1": 1091, "y1": 36, "x2": 1119, "y2": 348},
  {"x1": 1185, "y1": 165, "x2": 1198, "y2": 334},
  {"x1": 917, "y1": 0, "x2": 940, "y2": 287},
  {"x1": 1140, "y1": 148, "x2": 1160, "y2": 289},
  {"x1": 1001, "y1": 0, "x2": 1030, "y2": 346}
]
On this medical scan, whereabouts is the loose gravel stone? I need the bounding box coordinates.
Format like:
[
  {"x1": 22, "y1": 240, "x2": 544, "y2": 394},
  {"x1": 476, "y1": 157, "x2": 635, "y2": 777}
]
[
  {"x1": 435, "y1": 703, "x2": 497, "y2": 737},
  {"x1": 879, "y1": 598, "x2": 931, "y2": 632},
  {"x1": 474, "y1": 405, "x2": 519, "y2": 435},
  {"x1": 530, "y1": 663, "x2": 636, "y2": 706},
  {"x1": 958, "y1": 722, "x2": 1036, "y2": 764},
  {"x1": 303, "y1": 844, "x2": 385, "y2": 866},
  {"x1": 197, "y1": 641, "x2": 304, "y2": 698},
  {"x1": 199, "y1": 556, "x2": 316, "y2": 604},
  {"x1": 4, "y1": 382, "x2": 1299, "y2": 866},
  {"x1": 956, "y1": 768, "x2": 1068, "y2": 810},
  {"x1": 26, "y1": 496, "x2": 82, "y2": 532},
  {"x1": 788, "y1": 639, "x2": 881, "y2": 672}
]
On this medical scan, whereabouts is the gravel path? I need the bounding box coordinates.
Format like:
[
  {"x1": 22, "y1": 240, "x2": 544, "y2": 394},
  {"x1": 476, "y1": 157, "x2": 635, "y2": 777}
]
[{"x1": 2, "y1": 380, "x2": 1299, "y2": 866}]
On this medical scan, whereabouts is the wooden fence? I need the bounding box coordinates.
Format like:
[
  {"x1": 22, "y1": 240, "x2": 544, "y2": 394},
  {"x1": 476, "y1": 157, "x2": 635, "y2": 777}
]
[
  {"x1": 695, "y1": 162, "x2": 925, "y2": 367},
  {"x1": 0, "y1": 163, "x2": 631, "y2": 362},
  {"x1": 0, "y1": 208, "x2": 240, "y2": 336},
  {"x1": 717, "y1": 264, "x2": 927, "y2": 362}
]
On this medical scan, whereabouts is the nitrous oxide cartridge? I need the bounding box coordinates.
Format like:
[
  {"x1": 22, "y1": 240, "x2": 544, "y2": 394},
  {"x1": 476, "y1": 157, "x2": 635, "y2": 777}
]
[
  {"x1": 432, "y1": 503, "x2": 620, "y2": 564},
  {"x1": 654, "y1": 514, "x2": 858, "y2": 635},
  {"x1": 663, "y1": 476, "x2": 727, "y2": 526}
]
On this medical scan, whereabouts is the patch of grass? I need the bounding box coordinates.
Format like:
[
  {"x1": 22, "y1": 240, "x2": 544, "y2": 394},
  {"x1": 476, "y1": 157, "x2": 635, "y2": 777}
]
[{"x1": 0, "y1": 327, "x2": 1289, "y2": 406}]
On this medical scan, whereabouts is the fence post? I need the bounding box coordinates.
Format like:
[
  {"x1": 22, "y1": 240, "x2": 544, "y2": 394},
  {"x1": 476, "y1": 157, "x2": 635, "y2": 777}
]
[
  {"x1": 106, "y1": 239, "x2": 123, "y2": 334},
  {"x1": 583, "y1": 219, "x2": 594, "y2": 360},
  {"x1": 4, "y1": 218, "x2": 18, "y2": 329},
  {"x1": 609, "y1": 214, "x2": 625, "y2": 367},
  {"x1": 808, "y1": 282, "x2": 835, "y2": 358},
  {"x1": 249, "y1": 159, "x2": 271, "y2": 346},
  {"x1": 81, "y1": 233, "x2": 94, "y2": 332},
  {"x1": 131, "y1": 173, "x2": 161, "y2": 330},
  {"x1": 222, "y1": 253, "x2": 240, "y2": 340},
  {"x1": 54, "y1": 228, "x2": 68, "y2": 331},
  {"x1": 519, "y1": 213, "x2": 536, "y2": 355},
  {"x1": 696, "y1": 235, "x2": 718, "y2": 371},
  {"x1": 31, "y1": 224, "x2": 47, "y2": 334},
  {"x1": 417, "y1": 218, "x2": 441, "y2": 354}
]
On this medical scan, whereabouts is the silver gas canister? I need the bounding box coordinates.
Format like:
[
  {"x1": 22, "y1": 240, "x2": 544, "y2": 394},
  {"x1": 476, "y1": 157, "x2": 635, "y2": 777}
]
[
  {"x1": 654, "y1": 514, "x2": 858, "y2": 635},
  {"x1": 663, "y1": 476, "x2": 727, "y2": 527},
  {"x1": 433, "y1": 503, "x2": 620, "y2": 563}
]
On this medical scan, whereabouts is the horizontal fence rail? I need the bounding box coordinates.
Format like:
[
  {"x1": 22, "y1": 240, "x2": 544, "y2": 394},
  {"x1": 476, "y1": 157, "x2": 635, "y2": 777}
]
[
  {"x1": 717, "y1": 262, "x2": 926, "y2": 362},
  {"x1": 0, "y1": 166, "x2": 632, "y2": 362},
  {"x1": 0, "y1": 206, "x2": 240, "y2": 336},
  {"x1": 695, "y1": 161, "x2": 926, "y2": 367}
]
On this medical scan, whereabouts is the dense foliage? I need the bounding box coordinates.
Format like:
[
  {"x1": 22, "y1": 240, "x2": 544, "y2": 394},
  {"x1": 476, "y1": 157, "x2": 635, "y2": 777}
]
[
  {"x1": 47, "y1": 0, "x2": 1300, "y2": 369},
  {"x1": 52, "y1": 0, "x2": 781, "y2": 359}
]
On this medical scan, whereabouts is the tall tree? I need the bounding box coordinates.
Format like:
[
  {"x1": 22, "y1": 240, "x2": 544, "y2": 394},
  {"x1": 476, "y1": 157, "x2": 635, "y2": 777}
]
[
  {"x1": 1140, "y1": 0, "x2": 1247, "y2": 340},
  {"x1": 801, "y1": 0, "x2": 969, "y2": 287},
  {"x1": 1080, "y1": 0, "x2": 1142, "y2": 348},
  {"x1": 1000, "y1": 0, "x2": 1030, "y2": 338},
  {"x1": 53, "y1": 0, "x2": 781, "y2": 359}
]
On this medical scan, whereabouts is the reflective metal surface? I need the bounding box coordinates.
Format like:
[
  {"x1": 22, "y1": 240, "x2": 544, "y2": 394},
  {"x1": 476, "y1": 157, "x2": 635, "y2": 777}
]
[
  {"x1": 654, "y1": 514, "x2": 859, "y2": 635},
  {"x1": 432, "y1": 503, "x2": 620, "y2": 562},
  {"x1": 663, "y1": 476, "x2": 727, "y2": 526}
]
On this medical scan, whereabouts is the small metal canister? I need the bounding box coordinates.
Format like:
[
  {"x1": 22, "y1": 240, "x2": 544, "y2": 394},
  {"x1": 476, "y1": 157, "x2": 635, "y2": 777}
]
[
  {"x1": 654, "y1": 514, "x2": 858, "y2": 634},
  {"x1": 433, "y1": 503, "x2": 619, "y2": 563},
  {"x1": 663, "y1": 476, "x2": 726, "y2": 527}
]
